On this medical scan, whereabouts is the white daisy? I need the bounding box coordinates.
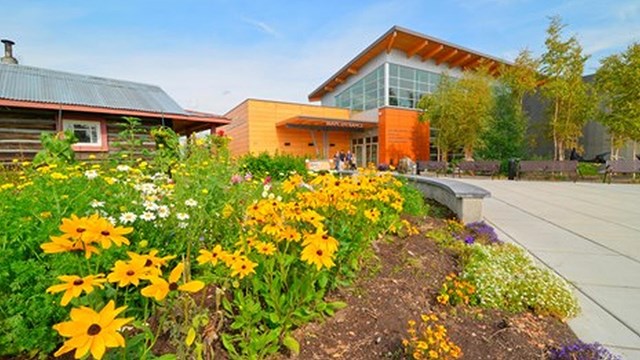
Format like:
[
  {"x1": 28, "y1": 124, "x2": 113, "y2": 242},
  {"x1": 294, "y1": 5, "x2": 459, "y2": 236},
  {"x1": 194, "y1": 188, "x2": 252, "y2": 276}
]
[
  {"x1": 140, "y1": 211, "x2": 156, "y2": 222},
  {"x1": 143, "y1": 201, "x2": 159, "y2": 211},
  {"x1": 176, "y1": 212, "x2": 190, "y2": 221},
  {"x1": 184, "y1": 199, "x2": 198, "y2": 207},
  {"x1": 90, "y1": 200, "x2": 105, "y2": 208},
  {"x1": 157, "y1": 206, "x2": 170, "y2": 219},
  {"x1": 119, "y1": 212, "x2": 137, "y2": 224},
  {"x1": 106, "y1": 216, "x2": 117, "y2": 225},
  {"x1": 116, "y1": 165, "x2": 131, "y2": 172},
  {"x1": 84, "y1": 170, "x2": 99, "y2": 180},
  {"x1": 178, "y1": 222, "x2": 188, "y2": 229}
]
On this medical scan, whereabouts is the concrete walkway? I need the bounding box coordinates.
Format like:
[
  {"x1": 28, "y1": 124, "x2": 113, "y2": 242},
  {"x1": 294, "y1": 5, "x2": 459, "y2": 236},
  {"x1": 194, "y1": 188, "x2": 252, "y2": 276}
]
[{"x1": 457, "y1": 179, "x2": 640, "y2": 360}]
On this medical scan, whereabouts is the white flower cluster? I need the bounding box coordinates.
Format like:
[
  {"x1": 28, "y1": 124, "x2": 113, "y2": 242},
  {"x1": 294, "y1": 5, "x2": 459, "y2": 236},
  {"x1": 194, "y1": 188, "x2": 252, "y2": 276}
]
[{"x1": 461, "y1": 243, "x2": 580, "y2": 319}]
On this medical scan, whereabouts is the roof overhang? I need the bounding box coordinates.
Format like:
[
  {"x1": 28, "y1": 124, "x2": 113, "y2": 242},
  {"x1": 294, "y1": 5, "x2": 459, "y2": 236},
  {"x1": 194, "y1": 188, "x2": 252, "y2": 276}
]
[
  {"x1": 276, "y1": 115, "x2": 377, "y2": 132},
  {"x1": 0, "y1": 98, "x2": 230, "y2": 133},
  {"x1": 308, "y1": 26, "x2": 512, "y2": 101}
]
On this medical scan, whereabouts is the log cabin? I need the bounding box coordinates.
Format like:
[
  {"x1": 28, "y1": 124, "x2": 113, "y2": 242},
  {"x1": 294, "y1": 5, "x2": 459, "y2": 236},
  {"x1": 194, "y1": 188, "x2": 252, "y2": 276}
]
[{"x1": 0, "y1": 39, "x2": 229, "y2": 163}]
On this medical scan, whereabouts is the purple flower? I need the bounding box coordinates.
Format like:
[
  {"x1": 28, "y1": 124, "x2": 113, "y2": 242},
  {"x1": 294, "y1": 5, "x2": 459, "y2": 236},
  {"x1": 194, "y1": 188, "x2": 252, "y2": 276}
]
[
  {"x1": 464, "y1": 235, "x2": 475, "y2": 244},
  {"x1": 466, "y1": 221, "x2": 501, "y2": 244},
  {"x1": 230, "y1": 174, "x2": 243, "y2": 185},
  {"x1": 549, "y1": 341, "x2": 622, "y2": 360}
]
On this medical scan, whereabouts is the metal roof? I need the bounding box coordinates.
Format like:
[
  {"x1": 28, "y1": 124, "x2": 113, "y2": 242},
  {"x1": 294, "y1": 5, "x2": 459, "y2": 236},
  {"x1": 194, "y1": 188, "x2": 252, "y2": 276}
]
[{"x1": 0, "y1": 63, "x2": 188, "y2": 115}]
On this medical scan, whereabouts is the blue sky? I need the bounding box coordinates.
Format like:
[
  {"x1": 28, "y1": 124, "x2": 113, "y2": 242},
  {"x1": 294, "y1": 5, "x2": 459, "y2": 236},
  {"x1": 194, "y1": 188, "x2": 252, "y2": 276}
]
[{"x1": 3, "y1": 0, "x2": 639, "y2": 113}]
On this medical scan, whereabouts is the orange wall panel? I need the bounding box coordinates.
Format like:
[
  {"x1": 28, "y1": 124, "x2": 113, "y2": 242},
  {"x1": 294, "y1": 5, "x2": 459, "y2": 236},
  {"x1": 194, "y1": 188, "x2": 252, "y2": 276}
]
[
  {"x1": 378, "y1": 107, "x2": 429, "y2": 165},
  {"x1": 220, "y1": 101, "x2": 250, "y2": 157}
]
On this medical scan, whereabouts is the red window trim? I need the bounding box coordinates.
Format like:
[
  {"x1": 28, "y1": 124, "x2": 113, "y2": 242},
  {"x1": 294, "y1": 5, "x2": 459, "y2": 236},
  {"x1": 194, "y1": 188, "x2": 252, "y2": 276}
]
[{"x1": 60, "y1": 115, "x2": 109, "y2": 152}]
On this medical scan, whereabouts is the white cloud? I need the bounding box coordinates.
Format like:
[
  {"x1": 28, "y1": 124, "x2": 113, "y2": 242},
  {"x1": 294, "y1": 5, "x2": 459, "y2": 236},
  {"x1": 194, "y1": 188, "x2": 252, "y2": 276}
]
[{"x1": 240, "y1": 17, "x2": 280, "y2": 37}]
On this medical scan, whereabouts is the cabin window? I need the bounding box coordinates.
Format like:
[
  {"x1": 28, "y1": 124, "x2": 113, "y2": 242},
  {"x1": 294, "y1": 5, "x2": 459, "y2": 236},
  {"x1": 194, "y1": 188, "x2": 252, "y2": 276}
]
[{"x1": 63, "y1": 120, "x2": 103, "y2": 146}]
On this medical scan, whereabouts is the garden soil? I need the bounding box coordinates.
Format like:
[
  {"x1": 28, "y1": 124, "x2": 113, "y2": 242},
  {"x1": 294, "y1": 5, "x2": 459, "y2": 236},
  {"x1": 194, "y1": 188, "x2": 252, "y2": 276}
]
[{"x1": 284, "y1": 216, "x2": 579, "y2": 359}]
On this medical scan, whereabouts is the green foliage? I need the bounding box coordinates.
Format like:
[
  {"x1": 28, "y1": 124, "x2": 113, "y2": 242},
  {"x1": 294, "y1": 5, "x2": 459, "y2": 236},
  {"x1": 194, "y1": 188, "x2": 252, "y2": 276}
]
[
  {"x1": 477, "y1": 86, "x2": 527, "y2": 161},
  {"x1": 595, "y1": 42, "x2": 640, "y2": 159},
  {"x1": 418, "y1": 67, "x2": 494, "y2": 161},
  {"x1": 577, "y1": 162, "x2": 601, "y2": 177},
  {"x1": 540, "y1": 16, "x2": 594, "y2": 160},
  {"x1": 114, "y1": 117, "x2": 146, "y2": 159},
  {"x1": 461, "y1": 243, "x2": 580, "y2": 319},
  {"x1": 33, "y1": 130, "x2": 78, "y2": 166},
  {"x1": 238, "y1": 152, "x2": 307, "y2": 181},
  {"x1": 397, "y1": 181, "x2": 430, "y2": 216},
  {"x1": 150, "y1": 126, "x2": 182, "y2": 173}
]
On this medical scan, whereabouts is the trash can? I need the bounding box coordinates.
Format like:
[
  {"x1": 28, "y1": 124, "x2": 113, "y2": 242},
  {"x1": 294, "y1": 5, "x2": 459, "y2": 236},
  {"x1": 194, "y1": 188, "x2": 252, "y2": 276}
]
[{"x1": 508, "y1": 158, "x2": 518, "y2": 180}]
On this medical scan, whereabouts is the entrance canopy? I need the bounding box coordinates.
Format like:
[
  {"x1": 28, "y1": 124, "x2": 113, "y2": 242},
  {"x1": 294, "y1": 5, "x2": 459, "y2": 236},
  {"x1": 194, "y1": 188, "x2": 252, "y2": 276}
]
[{"x1": 276, "y1": 115, "x2": 377, "y2": 132}]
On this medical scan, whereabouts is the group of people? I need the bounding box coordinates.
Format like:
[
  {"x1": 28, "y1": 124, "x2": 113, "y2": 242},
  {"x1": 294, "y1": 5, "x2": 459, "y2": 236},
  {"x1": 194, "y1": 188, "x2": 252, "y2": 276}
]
[{"x1": 333, "y1": 150, "x2": 356, "y2": 170}]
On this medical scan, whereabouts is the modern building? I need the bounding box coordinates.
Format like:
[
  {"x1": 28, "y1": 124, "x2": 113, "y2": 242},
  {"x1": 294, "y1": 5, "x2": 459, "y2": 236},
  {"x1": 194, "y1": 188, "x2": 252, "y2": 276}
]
[
  {"x1": 0, "y1": 40, "x2": 229, "y2": 163},
  {"x1": 222, "y1": 26, "x2": 510, "y2": 166}
]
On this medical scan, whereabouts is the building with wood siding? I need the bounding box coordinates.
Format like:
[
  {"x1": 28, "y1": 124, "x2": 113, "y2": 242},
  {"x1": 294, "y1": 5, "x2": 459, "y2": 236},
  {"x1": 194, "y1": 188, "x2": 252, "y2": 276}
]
[
  {"x1": 0, "y1": 43, "x2": 229, "y2": 163},
  {"x1": 221, "y1": 26, "x2": 509, "y2": 167}
]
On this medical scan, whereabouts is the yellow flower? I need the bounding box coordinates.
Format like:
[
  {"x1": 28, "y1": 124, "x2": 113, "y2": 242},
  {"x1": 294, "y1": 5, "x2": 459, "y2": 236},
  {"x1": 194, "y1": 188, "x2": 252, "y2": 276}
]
[
  {"x1": 364, "y1": 208, "x2": 381, "y2": 223},
  {"x1": 46, "y1": 274, "x2": 107, "y2": 306},
  {"x1": 107, "y1": 258, "x2": 158, "y2": 287},
  {"x1": 59, "y1": 214, "x2": 96, "y2": 241},
  {"x1": 87, "y1": 218, "x2": 133, "y2": 249},
  {"x1": 222, "y1": 203, "x2": 234, "y2": 218},
  {"x1": 229, "y1": 256, "x2": 257, "y2": 279},
  {"x1": 302, "y1": 227, "x2": 339, "y2": 253},
  {"x1": 197, "y1": 245, "x2": 225, "y2": 265},
  {"x1": 53, "y1": 300, "x2": 133, "y2": 360},
  {"x1": 300, "y1": 242, "x2": 335, "y2": 271},
  {"x1": 428, "y1": 350, "x2": 439, "y2": 359},
  {"x1": 254, "y1": 241, "x2": 276, "y2": 255},
  {"x1": 40, "y1": 235, "x2": 100, "y2": 259},
  {"x1": 127, "y1": 250, "x2": 175, "y2": 269},
  {"x1": 141, "y1": 262, "x2": 205, "y2": 301}
]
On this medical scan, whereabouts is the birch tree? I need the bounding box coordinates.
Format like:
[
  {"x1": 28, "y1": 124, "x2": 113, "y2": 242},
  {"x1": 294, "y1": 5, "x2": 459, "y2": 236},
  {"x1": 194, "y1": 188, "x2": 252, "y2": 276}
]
[
  {"x1": 540, "y1": 16, "x2": 593, "y2": 160},
  {"x1": 595, "y1": 42, "x2": 640, "y2": 160}
]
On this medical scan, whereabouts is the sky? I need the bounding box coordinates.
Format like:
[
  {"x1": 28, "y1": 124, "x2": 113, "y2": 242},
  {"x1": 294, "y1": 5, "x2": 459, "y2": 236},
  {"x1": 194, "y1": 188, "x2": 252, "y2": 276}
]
[{"x1": 3, "y1": 0, "x2": 639, "y2": 114}]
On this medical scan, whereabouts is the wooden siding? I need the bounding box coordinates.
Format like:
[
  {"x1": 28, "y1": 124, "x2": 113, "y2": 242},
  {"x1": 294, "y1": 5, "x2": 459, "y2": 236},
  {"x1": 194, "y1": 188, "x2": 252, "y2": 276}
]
[
  {"x1": 0, "y1": 110, "x2": 56, "y2": 163},
  {"x1": 378, "y1": 107, "x2": 429, "y2": 165}
]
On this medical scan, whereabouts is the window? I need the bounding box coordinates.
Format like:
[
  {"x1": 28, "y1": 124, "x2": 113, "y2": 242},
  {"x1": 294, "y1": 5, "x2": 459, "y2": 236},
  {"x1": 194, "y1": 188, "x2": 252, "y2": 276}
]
[
  {"x1": 334, "y1": 65, "x2": 384, "y2": 111},
  {"x1": 388, "y1": 63, "x2": 447, "y2": 109},
  {"x1": 63, "y1": 119, "x2": 103, "y2": 147}
]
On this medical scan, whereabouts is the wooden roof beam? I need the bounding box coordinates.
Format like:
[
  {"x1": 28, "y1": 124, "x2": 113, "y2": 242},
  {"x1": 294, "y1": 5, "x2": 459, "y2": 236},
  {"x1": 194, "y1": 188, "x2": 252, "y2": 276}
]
[
  {"x1": 461, "y1": 56, "x2": 482, "y2": 69},
  {"x1": 347, "y1": 67, "x2": 358, "y2": 75},
  {"x1": 449, "y1": 53, "x2": 471, "y2": 69},
  {"x1": 324, "y1": 85, "x2": 334, "y2": 92},
  {"x1": 335, "y1": 78, "x2": 344, "y2": 84},
  {"x1": 386, "y1": 31, "x2": 398, "y2": 54},
  {"x1": 436, "y1": 48, "x2": 458, "y2": 65},
  {"x1": 421, "y1": 44, "x2": 444, "y2": 61},
  {"x1": 488, "y1": 62, "x2": 500, "y2": 75},
  {"x1": 406, "y1": 40, "x2": 429, "y2": 58}
]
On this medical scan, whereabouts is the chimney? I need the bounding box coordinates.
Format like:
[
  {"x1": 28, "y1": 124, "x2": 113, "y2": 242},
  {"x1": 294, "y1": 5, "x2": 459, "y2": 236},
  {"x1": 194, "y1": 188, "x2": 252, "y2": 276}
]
[{"x1": 1, "y1": 39, "x2": 18, "y2": 64}]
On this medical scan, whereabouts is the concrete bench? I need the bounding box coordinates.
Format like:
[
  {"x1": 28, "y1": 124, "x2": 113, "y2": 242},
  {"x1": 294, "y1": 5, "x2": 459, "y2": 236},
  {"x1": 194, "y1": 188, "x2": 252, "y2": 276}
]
[
  {"x1": 338, "y1": 170, "x2": 490, "y2": 224},
  {"x1": 456, "y1": 160, "x2": 501, "y2": 178},
  {"x1": 518, "y1": 160, "x2": 578, "y2": 182},
  {"x1": 416, "y1": 161, "x2": 447, "y2": 176},
  {"x1": 602, "y1": 160, "x2": 640, "y2": 183}
]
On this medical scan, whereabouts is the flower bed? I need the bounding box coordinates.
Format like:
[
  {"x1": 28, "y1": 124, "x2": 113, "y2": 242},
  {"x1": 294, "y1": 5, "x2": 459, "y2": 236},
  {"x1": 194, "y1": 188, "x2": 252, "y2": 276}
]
[{"x1": 0, "y1": 134, "x2": 419, "y2": 359}]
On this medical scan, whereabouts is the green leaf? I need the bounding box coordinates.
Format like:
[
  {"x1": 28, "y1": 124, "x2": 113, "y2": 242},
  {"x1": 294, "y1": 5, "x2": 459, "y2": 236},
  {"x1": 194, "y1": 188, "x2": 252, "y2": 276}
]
[
  {"x1": 282, "y1": 335, "x2": 300, "y2": 355},
  {"x1": 328, "y1": 301, "x2": 348, "y2": 310},
  {"x1": 185, "y1": 327, "x2": 196, "y2": 347},
  {"x1": 154, "y1": 354, "x2": 178, "y2": 360}
]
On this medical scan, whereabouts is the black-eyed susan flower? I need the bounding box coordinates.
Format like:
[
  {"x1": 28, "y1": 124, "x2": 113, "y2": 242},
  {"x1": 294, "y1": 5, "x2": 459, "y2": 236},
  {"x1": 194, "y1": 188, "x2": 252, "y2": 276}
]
[
  {"x1": 141, "y1": 262, "x2": 204, "y2": 301},
  {"x1": 41, "y1": 235, "x2": 100, "y2": 259},
  {"x1": 127, "y1": 250, "x2": 176, "y2": 269},
  {"x1": 302, "y1": 227, "x2": 339, "y2": 253},
  {"x1": 59, "y1": 214, "x2": 97, "y2": 241},
  {"x1": 364, "y1": 208, "x2": 381, "y2": 223},
  {"x1": 196, "y1": 245, "x2": 225, "y2": 265},
  {"x1": 229, "y1": 256, "x2": 257, "y2": 279},
  {"x1": 46, "y1": 274, "x2": 107, "y2": 306},
  {"x1": 300, "y1": 243, "x2": 335, "y2": 271},
  {"x1": 87, "y1": 218, "x2": 133, "y2": 249},
  {"x1": 254, "y1": 241, "x2": 276, "y2": 255},
  {"x1": 52, "y1": 300, "x2": 133, "y2": 359},
  {"x1": 107, "y1": 258, "x2": 158, "y2": 287}
]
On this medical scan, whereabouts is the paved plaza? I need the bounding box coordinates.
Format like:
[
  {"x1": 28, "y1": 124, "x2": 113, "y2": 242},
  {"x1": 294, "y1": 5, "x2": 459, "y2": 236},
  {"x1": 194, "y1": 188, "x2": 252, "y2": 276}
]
[{"x1": 458, "y1": 179, "x2": 640, "y2": 359}]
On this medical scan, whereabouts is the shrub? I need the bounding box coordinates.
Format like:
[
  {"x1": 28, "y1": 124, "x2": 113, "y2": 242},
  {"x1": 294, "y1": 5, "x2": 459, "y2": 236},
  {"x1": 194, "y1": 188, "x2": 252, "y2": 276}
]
[
  {"x1": 461, "y1": 243, "x2": 580, "y2": 319},
  {"x1": 397, "y1": 181, "x2": 430, "y2": 216},
  {"x1": 238, "y1": 152, "x2": 306, "y2": 181}
]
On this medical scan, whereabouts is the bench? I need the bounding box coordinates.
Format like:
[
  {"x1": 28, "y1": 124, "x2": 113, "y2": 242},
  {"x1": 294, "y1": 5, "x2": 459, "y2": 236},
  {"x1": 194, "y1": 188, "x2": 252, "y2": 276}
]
[
  {"x1": 456, "y1": 161, "x2": 501, "y2": 178},
  {"x1": 416, "y1": 161, "x2": 447, "y2": 176},
  {"x1": 602, "y1": 160, "x2": 640, "y2": 183},
  {"x1": 517, "y1": 160, "x2": 578, "y2": 182}
]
